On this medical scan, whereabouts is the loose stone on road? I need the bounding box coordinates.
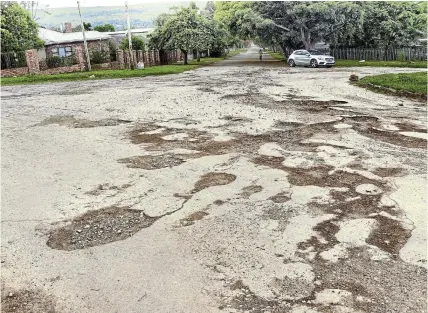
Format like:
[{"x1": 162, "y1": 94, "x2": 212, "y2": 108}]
[{"x1": 1, "y1": 47, "x2": 426, "y2": 313}]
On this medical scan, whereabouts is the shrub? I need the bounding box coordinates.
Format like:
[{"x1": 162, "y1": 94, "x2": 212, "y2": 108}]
[
  {"x1": 120, "y1": 36, "x2": 145, "y2": 51},
  {"x1": 397, "y1": 52, "x2": 406, "y2": 62},
  {"x1": 46, "y1": 56, "x2": 63, "y2": 68},
  {"x1": 90, "y1": 50, "x2": 110, "y2": 64}
]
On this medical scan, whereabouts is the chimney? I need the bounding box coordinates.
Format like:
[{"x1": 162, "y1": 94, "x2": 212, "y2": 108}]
[{"x1": 65, "y1": 22, "x2": 72, "y2": 33}]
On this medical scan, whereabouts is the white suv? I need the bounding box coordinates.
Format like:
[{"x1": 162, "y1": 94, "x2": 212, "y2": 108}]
[{"x1": 288, "y1": 50, "x2": 335, "y2": 68}]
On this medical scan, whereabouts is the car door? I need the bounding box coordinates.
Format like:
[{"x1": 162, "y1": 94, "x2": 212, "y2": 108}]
[
  {"x1": 294, "y1": 51, "x2": 304, "y2": 65},
  {"x1": 300, "y1": 50, "x2": 311, "y2": 66}
]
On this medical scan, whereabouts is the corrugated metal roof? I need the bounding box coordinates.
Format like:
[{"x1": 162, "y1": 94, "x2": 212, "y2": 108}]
[
  {"x1": 107, "y1": 28, "x2": 154, "y2": 36},
  {"x1": 39, "y1": 28, "x2": 110, "y2": 45}
]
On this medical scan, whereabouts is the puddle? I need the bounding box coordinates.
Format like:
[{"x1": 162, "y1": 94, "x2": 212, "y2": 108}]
[
  {"x1": 47, "y1": 206, "x2": 158, "y2": 250},
  {"x1": 179, "y1": 211, "x2": 209, "y2": 227},
  {"x1": 36, "y1": 115, "x2": 131, "y2": 128},
  {"x1": 1, "y1": 288, "x2": 57, "y2": 313},
  {"x1": 192, "y1": 172, "x2": 236, "y2": 193}
]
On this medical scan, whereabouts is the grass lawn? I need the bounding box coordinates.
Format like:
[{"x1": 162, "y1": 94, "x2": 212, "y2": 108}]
[
  {"x1": 266, "y1": 51, "x2": 286, "y2": 62},
  {"x1": 357, "y1": 72, "x2": 427, "y2": 95},
  {"x1": 336, "y1": 59, "x2": 427, "y2": 68},
  {"x1": 1, "y1": 54, "x2": 243, "y2": 86}
]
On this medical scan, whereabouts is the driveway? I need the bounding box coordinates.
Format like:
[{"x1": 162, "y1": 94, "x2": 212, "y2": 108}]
[{"x1": 1, "y1": 47, "x2": 427, "y2": 313}]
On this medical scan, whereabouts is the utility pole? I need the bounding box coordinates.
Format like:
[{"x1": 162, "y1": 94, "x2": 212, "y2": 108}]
[
  {"x1": 77, "y1": 1, "x2": 91, "y2": 71},
  {"x1": 125, "y1": 1, "x2": 134, "y2": 69}
]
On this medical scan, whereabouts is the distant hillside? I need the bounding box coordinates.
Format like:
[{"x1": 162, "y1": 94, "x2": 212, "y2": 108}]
[{"x1": 36, "y1": 1, "x2": 207, "y2": 30}]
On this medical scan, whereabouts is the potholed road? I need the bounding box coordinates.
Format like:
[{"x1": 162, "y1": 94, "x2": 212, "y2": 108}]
[{"x1": 1, "y1": 48, "x2": 426, "y2": 313}]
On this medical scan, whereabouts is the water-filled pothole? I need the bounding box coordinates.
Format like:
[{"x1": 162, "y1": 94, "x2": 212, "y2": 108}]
[{"x1": 47, "y1": 206, "x2": 158, "y2": 250}]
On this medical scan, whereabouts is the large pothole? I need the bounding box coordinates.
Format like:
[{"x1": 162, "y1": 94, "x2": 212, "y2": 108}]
[{"x1": 47, "y1": 206, "x2": 158, "y2": 250}]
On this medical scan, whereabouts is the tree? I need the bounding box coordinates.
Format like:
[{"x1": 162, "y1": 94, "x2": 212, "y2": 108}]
[
  {"x1": 94, "y1": 24, "x2": 115, "y2": 32},
  {"x1": 120, "y1": 35, "x2": 146, "y2": 51},
  {"x1": 148, "y1": 4, "x2": 226, "y2": 64},
  {"x1": 1, "y1": 2, "x2": 44, "y2": 52},
  {"x1": 252, "y1": 2, "x2": 362, "y2": 51},
  {"x1": 343, "y1": 2, "x2": 427, "y2": 49},
  {"x1": 72, "y1": 22, "x2": 92, "y2": 32}
]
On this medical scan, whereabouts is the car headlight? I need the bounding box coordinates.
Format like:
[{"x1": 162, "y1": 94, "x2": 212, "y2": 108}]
[{"x1": 317, "y1": 57, "x2": 325, "y2": 60}]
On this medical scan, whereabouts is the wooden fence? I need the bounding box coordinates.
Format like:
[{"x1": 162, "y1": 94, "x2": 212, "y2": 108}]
[{"x1": 328, "y1": 47, "x2": 427, "y2": 61}]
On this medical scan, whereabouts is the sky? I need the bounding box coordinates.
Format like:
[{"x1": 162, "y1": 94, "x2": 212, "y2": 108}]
[{"x1": 35, "y1": 0, "x2": 206, "y2": 8}]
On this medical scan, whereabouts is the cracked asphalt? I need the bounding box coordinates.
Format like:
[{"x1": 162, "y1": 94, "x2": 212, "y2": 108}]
[{"x1": 1, "y1": 46, "x2": 427, "y2": 313}]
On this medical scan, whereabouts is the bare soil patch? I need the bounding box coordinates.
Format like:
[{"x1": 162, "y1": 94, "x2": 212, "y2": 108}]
[
  {"x1": 192, "y1": 172, "x2": 236, "y2": 193},
  {"x1": 1, "y1": 288, "x2": 57, "y2": 313},
  {"x1": 36, "y1": 115, "x2": 131, "y2": 128},
  {"x1": 47, "y1": 206, "x2": 158, "y2": 250}
]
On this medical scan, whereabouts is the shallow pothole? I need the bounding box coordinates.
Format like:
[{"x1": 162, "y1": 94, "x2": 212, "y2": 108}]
[
  {"x1": 36, "y1": 115, "x2": 131, "y2": 128},
  {"x1": 179, "y1": 211, "x2": 209, "y2": 227},
  {"x1": 118, "y1": 154, "x2": 187, "y2": 170},
  {"x1": 240, "y1": 185, "x2": 263, "y2": 198},
  {"x1": 47, "y1": 206, "x2": 158, "y2": 250},
  {"x1": 192, "y1": 172, "x2": 237, "y2": 193},
  {"x1": 1, "y1": 288, "x2": 57, "y2": 313}
]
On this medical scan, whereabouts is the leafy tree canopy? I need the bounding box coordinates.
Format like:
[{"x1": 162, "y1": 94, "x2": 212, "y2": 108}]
[
  {"x1": 120, "y1": 35, "x2": 146, "y2": 51},
  {"x1": 94, "y1": 24, "x2": 115, "y2": 32},
  {"x1": 1, "y1": 2, "x2": 44, "y2": 52},
  {"x1": 148, "y1": 2, "x2": 228, "y2": 64}
]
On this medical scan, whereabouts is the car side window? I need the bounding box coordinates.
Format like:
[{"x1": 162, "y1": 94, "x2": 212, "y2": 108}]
[{"x1": 295, "y1": 51, "x2": 302, "y2": 55}]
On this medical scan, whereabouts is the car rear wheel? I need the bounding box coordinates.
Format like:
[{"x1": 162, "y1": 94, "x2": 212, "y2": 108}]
[
  {"x1": 310, "y1": 59, "x2": 318, "y2": 68},
  {"x1": 288, "y1": 59, "x2": 296, "y2": 67}
]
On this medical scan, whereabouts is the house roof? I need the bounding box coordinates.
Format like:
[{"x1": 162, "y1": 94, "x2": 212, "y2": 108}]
[
  {"x1": 38, "y1": 28, "x2": 110, "y2": 45},
  {"x1": 107, "y1": 28, "x2": 153, "y2": 36}
]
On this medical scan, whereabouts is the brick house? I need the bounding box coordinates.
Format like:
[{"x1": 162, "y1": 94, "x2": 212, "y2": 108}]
[{"x1": 38, "y1": 23, "x2": 110, "y2": 59}]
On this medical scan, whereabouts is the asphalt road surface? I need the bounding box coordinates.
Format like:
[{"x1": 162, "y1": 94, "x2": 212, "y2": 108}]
[{"x1": 2, "y1": 46, "x2": 427, "y2": 313}]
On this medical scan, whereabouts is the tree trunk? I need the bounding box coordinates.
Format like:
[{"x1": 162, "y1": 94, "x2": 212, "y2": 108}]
[
  {"x1": 197, "y1": 50, "x2": 200, "y2": 62},
  {"x1": 183, "y1": 50, "x2": 188, "y2": 65}
]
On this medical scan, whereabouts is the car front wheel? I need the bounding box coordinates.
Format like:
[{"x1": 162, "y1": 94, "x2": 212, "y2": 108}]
[
  {"x1": 310, "y1": 59, "x2": 318, "y2": 68},
  {"x1": 288, "y1": 59, "x2": 296, "y2": 67}
]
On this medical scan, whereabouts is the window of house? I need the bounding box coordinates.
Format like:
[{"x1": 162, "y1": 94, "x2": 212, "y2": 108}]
[{"x1": 51, "y1": 46, "x2": 73, "y2": 57}]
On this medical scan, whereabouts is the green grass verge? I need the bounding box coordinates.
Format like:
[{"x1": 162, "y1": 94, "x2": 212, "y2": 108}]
[
  {"x1": 1, "y1": 56, "x2": 233, "y2": 86},
  {"x1": 357, "y1": 72, "x2": 427, "y2": 95},
  {"x1": 266, "y1": 51, "x2": 286, "y2": 62},
  {"x1": 335, "y1": 59, "x2": 427, "y2": 68}
]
